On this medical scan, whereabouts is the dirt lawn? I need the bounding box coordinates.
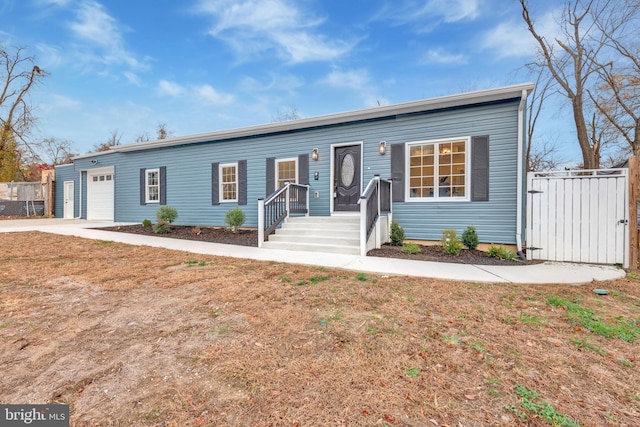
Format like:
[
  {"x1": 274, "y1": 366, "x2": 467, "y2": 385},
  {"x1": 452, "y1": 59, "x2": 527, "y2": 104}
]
[{"x1": 1, "y1": 232, "x2": 639, "y2": 426}]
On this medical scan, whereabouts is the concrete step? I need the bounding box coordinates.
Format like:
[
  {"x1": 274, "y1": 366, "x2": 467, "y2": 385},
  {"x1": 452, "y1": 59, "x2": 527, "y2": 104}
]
[
  {"x1": 261, "y1": 240, "x2": 360, "y2": 255},
  {"x1": 263, "y1": 215, "x2": 361, "y2": 255}
]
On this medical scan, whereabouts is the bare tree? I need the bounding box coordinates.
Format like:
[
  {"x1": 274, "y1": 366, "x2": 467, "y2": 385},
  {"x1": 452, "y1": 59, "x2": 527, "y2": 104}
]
[
  {"x1": 33, "y1": 137, "x2": 75, "y2": 165},
  {"x1": 589, "y1": 0, "x2": 640, "y2": 157},
  {"x1": 271, "y1": 106, "x2": 300, "y2": 122},
  {"x1": 156, "y1": 122, "x2": 174, "y2": 140},
  {"x1": 93, "y1": 130, "x2": 122, "y2": 152},
  {"x1": 0, "y1": 44, "x2": 49, "y2": 181},
  {"x1": 520, "y1": 0, "x2": 610, "y2": 169}
]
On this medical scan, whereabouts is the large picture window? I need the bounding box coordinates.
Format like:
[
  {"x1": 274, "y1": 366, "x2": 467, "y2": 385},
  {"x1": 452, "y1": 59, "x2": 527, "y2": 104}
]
[
  {"x1": 276, "y1": 158, "x2": 297, "y2": 188},
  {"x1": 407, "y1": 138, "x2": 469, "y2": 200},
  {"x1": 145, "y1": 168, "x2": 160, "y2": 203},
  {"x1": 220, "y1": 163, "x2": 238, "y2": 202}
]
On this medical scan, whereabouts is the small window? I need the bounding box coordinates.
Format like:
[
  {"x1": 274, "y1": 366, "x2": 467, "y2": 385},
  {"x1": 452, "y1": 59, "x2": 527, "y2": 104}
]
[
  {"x1": 106, "y1": 175, "x2": 112, "y2": 181},
  {"x1": 99, "y1": 175, "x2": 105, "y2": 181},
  {"x1": 276, "y1": 158, "x2": 297, "y2": 188},
  {"x1": 220, "y1": 163, "x2": 238, "y2": 202},
  {"x1": 146, "y1": 168, "x2": 160, "y2": 203},
  {"x1": 407, "y1": 138, "x2": 469, "y2": 201},
  {"x1": 93, "y1": 176, "x2": 98, "y2": 182}
]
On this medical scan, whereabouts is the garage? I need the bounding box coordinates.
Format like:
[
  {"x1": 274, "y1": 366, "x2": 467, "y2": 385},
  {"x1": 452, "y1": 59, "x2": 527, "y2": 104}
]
[{"x1": 87, "y1": 167, "x2": 115, "y2": 221}]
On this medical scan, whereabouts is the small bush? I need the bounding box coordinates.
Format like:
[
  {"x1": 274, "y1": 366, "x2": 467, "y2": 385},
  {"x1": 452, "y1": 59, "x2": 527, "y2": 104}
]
[
  {"x1": 487, "y1": 244, "x2": 517, "y2": 260},
  {"x1": 442, "y1": 229, "x2": 463, "y2": 255},
  {"x1": 225, "y1": 208, "x2": 246, "y2": 233},
  {"x1": 153, "y1": 219, "x2": 171, "y2": 234},
  {"x1": 142, "y1": 219, "x2": 152, "y2": 227},
  {"x1": 390, "y1": 221, "x2": 405, "y2": 246},
  {"x1": 402, "y1": 242, "x2": 421, "y2": 254},
  {"x1": 462, "y1": 226, "x2": 479, "y2": 250},
  {"x1": 156, "y1": 206, "x2": 178, "y2": 223}
]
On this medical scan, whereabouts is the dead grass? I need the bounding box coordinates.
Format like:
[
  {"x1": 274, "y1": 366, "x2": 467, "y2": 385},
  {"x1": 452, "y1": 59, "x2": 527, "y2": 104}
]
[{"x1": 1, "y1": 232, "x2": 639, "y2": 426}]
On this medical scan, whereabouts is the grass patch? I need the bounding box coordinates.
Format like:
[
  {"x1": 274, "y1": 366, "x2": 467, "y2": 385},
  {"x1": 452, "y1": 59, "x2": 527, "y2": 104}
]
[
  {"x1": 548, "y1": 296, "x2": 640, "y2": 342},
  {"x1": 569, "y1": 338, "x2": 606, "y2": 356},
  {"x1": 619, "y1": 359, "x2": 634, "y2": 368},
  {"x1": 509, "y1": 384, "x2": 581, "y2": 427},
  {"x1": 405, "y1": 368, "x2": 420, "y2": 378},
  {"x1": 356, "y1": 272, "x2": 367, "y2": 281},
  {"x1": 309, "y1": 275, "x2": 329, "y2": 284},
  {"x1": 519, "y1": 311, "x2": 542, "y2": 326}
]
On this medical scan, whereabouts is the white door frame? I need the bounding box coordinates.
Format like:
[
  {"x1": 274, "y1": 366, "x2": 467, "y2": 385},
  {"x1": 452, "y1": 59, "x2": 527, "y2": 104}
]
[
  {"x1": 63, "y1": 181, "x2": 74, "y2": 219},
  {"x1": 329, "y1": 141, "x2": 363, "y2": 214}
]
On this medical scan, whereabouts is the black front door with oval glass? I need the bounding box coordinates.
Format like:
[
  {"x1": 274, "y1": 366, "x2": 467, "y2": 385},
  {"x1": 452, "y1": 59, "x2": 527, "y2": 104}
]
[{"x1": 334, "y1": 145, "x2": 361, "y2": 211}]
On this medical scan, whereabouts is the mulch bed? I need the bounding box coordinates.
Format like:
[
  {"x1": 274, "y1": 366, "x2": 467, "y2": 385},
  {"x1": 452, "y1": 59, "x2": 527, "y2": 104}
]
[{"x1": 99, "y1": 224, "x2": 536, "y2": 266}]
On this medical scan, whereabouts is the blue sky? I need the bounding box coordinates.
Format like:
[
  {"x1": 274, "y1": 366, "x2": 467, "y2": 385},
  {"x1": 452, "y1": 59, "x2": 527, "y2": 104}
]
[{"x1": 1, "y1": 0, "x2": 577, "y2": 161}]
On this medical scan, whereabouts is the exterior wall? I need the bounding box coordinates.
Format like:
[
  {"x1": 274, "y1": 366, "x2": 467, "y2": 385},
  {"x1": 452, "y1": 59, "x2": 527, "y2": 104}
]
[
  {"x1": 53, "y1": 164, "x2": 76, "y2": 218},
  {"x1": 65, "y1": 98, "x2": 522, "y2": 244}
]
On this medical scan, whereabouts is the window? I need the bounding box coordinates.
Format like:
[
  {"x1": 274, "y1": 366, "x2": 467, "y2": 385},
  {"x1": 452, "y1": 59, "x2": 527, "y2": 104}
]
[
  {"x1": 145, "y1": 168, "x2": 160, "y2": 203},
  {"x1": 407, "y1": 138, "x2": 469, "y2": 200},
  {"x1": 220, "y1": 163, "x2": 238, "y2": 202},
  {"x1": 276, "y1": 158, "x2": 297, "y2": 188}
]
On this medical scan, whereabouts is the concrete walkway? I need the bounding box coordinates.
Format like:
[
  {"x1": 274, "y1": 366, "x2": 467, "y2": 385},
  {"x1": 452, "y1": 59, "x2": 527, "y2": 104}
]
[{"x1": 0, "y1": 218, "x2": 626, "y2": 284}]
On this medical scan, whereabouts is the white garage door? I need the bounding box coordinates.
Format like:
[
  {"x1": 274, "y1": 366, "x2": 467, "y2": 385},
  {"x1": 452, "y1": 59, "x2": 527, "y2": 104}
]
[{"x1": 87, "y1": 168, "x2": 114, "y2": 221}]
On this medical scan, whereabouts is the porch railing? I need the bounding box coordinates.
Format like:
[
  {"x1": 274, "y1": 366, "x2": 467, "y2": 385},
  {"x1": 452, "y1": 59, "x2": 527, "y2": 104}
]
[
  {"x1": 359, "y1": 175, "x2": 392, "y2": 256},
  {"x1": 258, "y1": 183, "x2": 310, "y2": 246}
]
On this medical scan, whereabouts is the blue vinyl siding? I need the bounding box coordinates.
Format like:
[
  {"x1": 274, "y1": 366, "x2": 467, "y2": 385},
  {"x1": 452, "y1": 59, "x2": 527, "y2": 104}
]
[
  {"x1": 53, "y1": 164, "x2": 75, "y2": 218},
  {"x1": 62, "y1": 98, "x2": 523, "y2": 244}
]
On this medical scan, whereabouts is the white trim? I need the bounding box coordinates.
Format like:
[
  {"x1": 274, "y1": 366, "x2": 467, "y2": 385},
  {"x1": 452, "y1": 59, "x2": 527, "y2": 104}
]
[
  {"x1": 145, "y1": 168, "x2": 160, "y2": 204},
  {"x1": 516, "y1": 89, "x2": 527, "y2": 255},
  {"x1": 330, "y1": 141, "x2": 364, "y2": 213},
  {"x1": 219, "y1": 162, "x2": 238, "y2": 203},
  {"x1": 275, "y1": 157, "x2": 298, "y2": 188},
  {"x1": 404, "y1": 136, "x2": 471, "y2": 202}
]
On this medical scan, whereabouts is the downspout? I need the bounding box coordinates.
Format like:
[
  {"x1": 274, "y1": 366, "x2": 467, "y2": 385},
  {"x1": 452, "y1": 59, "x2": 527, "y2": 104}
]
[{"x1": 516, "y1": 89, "x2": 527, "y2": 260}]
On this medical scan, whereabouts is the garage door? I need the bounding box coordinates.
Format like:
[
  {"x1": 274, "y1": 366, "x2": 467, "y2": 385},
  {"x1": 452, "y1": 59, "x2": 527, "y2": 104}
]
[{"x1": 87, "y1": 168, "x2": 114, "y2": 220}]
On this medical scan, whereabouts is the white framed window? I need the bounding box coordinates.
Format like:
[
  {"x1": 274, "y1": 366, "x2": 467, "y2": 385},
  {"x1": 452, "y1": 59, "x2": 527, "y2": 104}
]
[
  {"x1": 145, "y1": 168, "x2": 160, "y2": 203},
  {"x1": 220, "y1": 163, "x2": 238, "y2": 202},
  {"x1": 406, "y1": 137, "x2": 470, "y2": 201},
  {"x1": 276, "y1": 158, "x2": 297, "y2": 188}
]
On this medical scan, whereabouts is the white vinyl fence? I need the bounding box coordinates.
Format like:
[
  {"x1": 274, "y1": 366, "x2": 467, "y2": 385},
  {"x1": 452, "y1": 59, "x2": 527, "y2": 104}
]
[{"x1": 526, "y1": 169, "x2": 629, "y2": 267}]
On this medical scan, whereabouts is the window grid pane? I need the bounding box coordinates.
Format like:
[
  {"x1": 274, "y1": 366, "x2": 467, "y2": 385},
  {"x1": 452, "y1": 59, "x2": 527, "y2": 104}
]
[
  {"x1": 277, "y1": 160, "x2": 296, "y2": 188},
  {"x1": 409, "y1": 141, "x2": 466, "y2": 199},
  {"x1": 221, "y1": 165, "x2": 237, "y2": 200},
  {"x1": 146, "y1": 170, "x2": 159, "y2": 202}
]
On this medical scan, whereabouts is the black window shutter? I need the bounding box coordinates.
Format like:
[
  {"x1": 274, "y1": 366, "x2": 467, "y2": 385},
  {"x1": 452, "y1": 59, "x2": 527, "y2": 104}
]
[
  {"x1": 266, "y1": 157, "x2": 275, "y2": 196},
  {"x1": 471, "y1": 135, "x2": 490, "y2": 202},
  {"x1": 238, "y1": 160, "x2": 247, "y2": 205},
  {"x1": 298, "y1": 154, "x2": 309, "y2": 185},
  {"x1": 139, "y1": 168, "x2": 146, "y2": 205},
  {"x1": 159, "y1": 166, "x2": 167, "y2": 205},
  {"x1": 390, "y1": 143, "x2": 405, "y2": 202},
  {"x1": 211, "y1": 162, "x2": 220, "y2": 205}
]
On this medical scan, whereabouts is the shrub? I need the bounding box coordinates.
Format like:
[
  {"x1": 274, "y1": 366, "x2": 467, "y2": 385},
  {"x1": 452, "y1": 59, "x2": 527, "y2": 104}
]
[
  {"x1": 442, "y1": 229, "x2": 463, "y2": 255},
  {"x1": 156, "y1": 206, "x2": 178, "y2": 223},
  {"x1": 153, "y1": 219, "x2": 171, "y2": 234},
  {"x1": 225, "y1": 208, "x2": 246, "y2": 233},
  {"x1": 462, "y1": 226, "x2": 479, "y2": 250},
  {"x1": 142, "y1": 218, "x2": 152, "y2": 227},
  {"x1": 487, "y1": 244, "x2": 517, "y2": 260},
  {"x1": 390, "y1": 221, "x2": 405, "y2": 246},
  {"x1": 402, "y1": 242, "x2": 421, "y2": 254}
]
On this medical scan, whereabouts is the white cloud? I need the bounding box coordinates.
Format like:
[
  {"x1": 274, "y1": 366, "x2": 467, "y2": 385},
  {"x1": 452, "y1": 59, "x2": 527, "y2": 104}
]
[
  {"x1": 67, "y1": 0, "x2": 143, "y2": 69},
  {"x1": 323, "y1": 68, "x2": 370, "y2": 90},
  {"x1": 35, "y1": 43, "x2": 63, "y2": 69},
  {"x1": 158, "y1": 80, "x2": 185, "y2": 97},
  {"x1": 379, "y1": 0, "x2": 481, "y2": 29},
  {"x1": 194, "y1": 0, "x2": 353, "y2": 63},
  {"x1": 481, "y1": 10, "x2": 560, "y2": 59},
  {"x1": 194, "y1": 84, "x2": 234, "y2": 105},
  {"x1": 423, "y1": 48, "x2": 467, "y2": 64}
]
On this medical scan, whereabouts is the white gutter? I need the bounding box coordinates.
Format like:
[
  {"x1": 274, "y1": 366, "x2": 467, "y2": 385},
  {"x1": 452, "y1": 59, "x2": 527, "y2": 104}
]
[{"x1": 516, "y1": 89, "x2": 528, "y2": 259}]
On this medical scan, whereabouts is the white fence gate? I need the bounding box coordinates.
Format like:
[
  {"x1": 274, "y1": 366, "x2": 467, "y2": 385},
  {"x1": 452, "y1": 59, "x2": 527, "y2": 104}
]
[{"x1": 526, "y1": 169, "x2": 629, "y2": 267}]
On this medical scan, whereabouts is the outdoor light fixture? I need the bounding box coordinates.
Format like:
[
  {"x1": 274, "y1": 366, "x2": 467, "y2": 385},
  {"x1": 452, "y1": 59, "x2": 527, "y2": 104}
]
[
  {"x1": 379, "y1": 141, "x2": 387, "y2": 155},
  {"x1": 312, "y1": 148, "x2": 319, "y2": 161}
]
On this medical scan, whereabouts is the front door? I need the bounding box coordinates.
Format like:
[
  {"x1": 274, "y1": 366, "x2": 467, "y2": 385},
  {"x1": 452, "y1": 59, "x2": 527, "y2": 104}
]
[
  {"x1": 63, "y1": 181, "x2": 74, "y2": 219},
  {"x1": 334, "y1": 145, "x2": 361, "y2": 211}
]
